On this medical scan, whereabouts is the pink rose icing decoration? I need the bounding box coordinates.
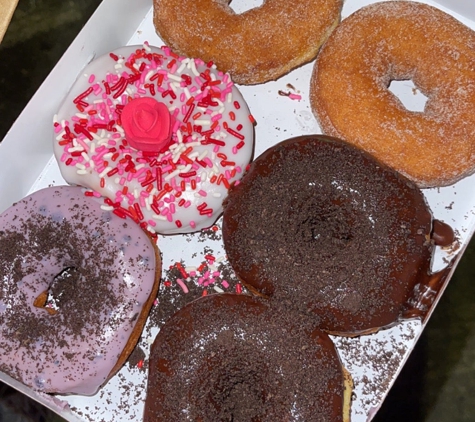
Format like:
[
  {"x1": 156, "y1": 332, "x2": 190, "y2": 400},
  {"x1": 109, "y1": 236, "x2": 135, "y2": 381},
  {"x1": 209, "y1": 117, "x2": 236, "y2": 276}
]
[{"x1": 122, "y1": 97, "x2": 172, "y2": 152}]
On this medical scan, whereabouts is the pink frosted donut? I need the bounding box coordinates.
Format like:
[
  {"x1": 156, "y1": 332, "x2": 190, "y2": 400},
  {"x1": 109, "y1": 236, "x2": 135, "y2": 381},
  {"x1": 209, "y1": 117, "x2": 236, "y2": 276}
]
[
  {"x1": 0, "y1": 186, "x2": 160, "y2": 395},
  {"x1": 53, "y1": 44, "x2": 255, "y2": 235}
]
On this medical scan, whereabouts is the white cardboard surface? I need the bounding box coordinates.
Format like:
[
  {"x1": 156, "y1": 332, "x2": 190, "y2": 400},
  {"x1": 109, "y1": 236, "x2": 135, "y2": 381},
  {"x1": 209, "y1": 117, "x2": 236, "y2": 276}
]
[{"x1": 1, "y1": 0, "x2": 474, "y2": 421}]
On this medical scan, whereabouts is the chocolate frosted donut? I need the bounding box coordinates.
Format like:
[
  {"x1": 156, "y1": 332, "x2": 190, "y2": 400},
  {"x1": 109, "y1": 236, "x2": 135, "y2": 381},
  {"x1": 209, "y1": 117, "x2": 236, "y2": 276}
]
[
  {"x1": 144, "y1": 294, "x2": 350, "y2": 421},
  {"x1": 222, "y1": 135, "x2": 434, "y2": 335}
]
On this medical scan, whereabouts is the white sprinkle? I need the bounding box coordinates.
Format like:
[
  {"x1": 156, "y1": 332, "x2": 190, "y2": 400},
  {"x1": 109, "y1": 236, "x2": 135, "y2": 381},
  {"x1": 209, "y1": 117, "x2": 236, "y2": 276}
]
[
  {"x1": 176, "y1": 130, "x2": 183, "y2": 144},
  {"x1": 77, "y1": 169, "x2": 88, "y2": 175},
  {"x1": 99, "y1": 167, "x2": 111, "y2": 178},
  {"x1": 189, "y1": 59, "x2": 199, "y2": 76},
  {"x1": 168, "y1": 73, "x2": 182, "y2": 82},
  {"x1": 198, "y1": 150, "x2": 208, "y2": 161},
  {"x1": 213, "y1": 286, "x2": 224, "y2": 293},
  {"x1": 176, "y1": 61, "x2": 187, "y2": 74},
  {"x1": 152, "y1": 214, "x2": 167, "y2": 221},
  {"x1": 164, "y1": 169, "x2": 181, "y2": 181},
  {"x1": 195, "y1": 119, "x2": 211, "y2": 126}
]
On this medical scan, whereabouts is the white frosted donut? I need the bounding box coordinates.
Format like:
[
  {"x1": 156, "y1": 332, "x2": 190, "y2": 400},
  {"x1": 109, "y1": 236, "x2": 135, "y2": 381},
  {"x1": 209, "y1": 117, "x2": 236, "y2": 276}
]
[{"x1": 53, "y1": 44, "x2": 254, "y2": 234}]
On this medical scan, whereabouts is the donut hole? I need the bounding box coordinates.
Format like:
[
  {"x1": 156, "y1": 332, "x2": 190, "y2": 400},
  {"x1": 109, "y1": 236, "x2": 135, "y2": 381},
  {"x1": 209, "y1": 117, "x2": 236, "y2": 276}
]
[
  {"x1": 211, "y1": 367, "x2": 267, "y2": 420},
  {"x1": 291, "y1": 194, "x2": 355, "y2": 247},
  {"x1": 227, "y1": 0, "x2": 264, "y2": 14},
  {"x1": 33, "y1": 267, "x2": 79, "y2": 315},
  {"x1": 388, "y1": 79, "x2": 428, "y2": 112}
]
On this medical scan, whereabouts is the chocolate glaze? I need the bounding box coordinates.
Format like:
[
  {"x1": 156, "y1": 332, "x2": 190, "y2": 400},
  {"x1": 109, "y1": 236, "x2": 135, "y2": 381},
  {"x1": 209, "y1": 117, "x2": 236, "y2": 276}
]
[
  {"x1": 402, "y1": 258, "x2": 455, "y2": 322},
  {"x1": 222, "y1": 135, "x2": 435, "y2": 335},
  {"x1": 431, "y1": 219, "x2": 456, "y2": 247},
  {"x1": 144, "y1": 294, "x2": 345, "y2": 421}
]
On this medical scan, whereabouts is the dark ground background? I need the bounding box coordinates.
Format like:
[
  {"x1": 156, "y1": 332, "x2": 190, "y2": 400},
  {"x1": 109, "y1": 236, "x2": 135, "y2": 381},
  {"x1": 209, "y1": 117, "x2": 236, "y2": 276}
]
[{"x1": 0, "y1": 1, "x2": 474, "y2": 421}]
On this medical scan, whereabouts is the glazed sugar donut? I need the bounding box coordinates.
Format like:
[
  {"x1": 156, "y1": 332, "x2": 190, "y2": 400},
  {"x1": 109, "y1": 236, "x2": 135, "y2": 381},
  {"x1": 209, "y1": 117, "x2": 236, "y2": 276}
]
[
  {"x1": 53, "y1": 44, "x2": 254, "y2": 235},
  {"x1": 311, "y1": 1, "x2": 475, "y2": 188},
  {"x1": 222, "y1": 135, "x2": 435, "y2": 335},
  {"x1": 153, "y1": 0, "x2": 343, "y2": 85},
  {"x1": 0, "y1": 186, "x2": 160, "y2": 395},
  {"x1": 144, "y1": 294, "x2": 352, "y2": 421}
]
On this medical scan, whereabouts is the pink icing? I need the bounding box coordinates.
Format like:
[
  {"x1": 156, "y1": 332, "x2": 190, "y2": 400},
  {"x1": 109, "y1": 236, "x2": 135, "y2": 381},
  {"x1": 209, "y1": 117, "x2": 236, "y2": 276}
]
[{"x1": 0, "y1": 186, "x2": 158, "y2": 395}]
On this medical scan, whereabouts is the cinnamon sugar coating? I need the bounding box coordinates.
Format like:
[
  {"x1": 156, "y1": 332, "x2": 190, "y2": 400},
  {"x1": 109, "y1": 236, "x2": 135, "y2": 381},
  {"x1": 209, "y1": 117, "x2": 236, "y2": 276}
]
[
  {"x1": 311, "y1": 1, "x2": 475, "y2": 188},
  {"x1": 153, "y1": 0, "x2": 343, "y2": 85}
]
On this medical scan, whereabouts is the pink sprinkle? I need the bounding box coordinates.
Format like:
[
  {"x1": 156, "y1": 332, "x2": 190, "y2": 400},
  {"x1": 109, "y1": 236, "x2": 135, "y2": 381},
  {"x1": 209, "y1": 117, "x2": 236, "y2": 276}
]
[
  {"x1": 198, "y1": 189, "x2": 207, "y2": 197},
  {"x1": 289, "y1": 93, "x2": 302, "y2": 101},
  {"x1": 88, "y1": 74, "x2": 96, "y2": 83},
  {"x1": 190, "y1": 220, "x2": 196, "y2": 228},
  {"x1": 221, "y1": 280, "x2": 229, "y2": 289},
  {"x1": 176, "y1": 278, "x2": 189, "y2": 294}
]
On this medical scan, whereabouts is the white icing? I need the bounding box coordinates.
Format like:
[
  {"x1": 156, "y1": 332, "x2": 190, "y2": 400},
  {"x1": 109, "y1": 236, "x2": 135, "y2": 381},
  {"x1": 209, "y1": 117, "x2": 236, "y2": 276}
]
[{"x1": 53, "y1": 45, "x2": 254, "y2": 234}]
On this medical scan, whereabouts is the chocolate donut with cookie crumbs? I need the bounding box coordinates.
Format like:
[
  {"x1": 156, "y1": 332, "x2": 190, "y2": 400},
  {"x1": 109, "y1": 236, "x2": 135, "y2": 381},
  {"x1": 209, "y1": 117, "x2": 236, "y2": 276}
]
[
  {"x1": 222, "y1": 135, "x2": 435, "y2": 335},
  {"x1": 144, "y1": 293, "x2": 352, "y2": 421}
]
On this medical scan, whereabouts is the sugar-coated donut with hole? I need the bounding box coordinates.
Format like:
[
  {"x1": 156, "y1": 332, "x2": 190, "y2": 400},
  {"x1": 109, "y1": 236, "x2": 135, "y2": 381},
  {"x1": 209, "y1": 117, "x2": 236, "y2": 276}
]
[
  {"x1": 153, "y1": 0, "x2": 343, "y2": 85},
  {"x1": 311, "y1": 1, "x2": 475, "y2": 188},
  {"x1": 0, "y1": 186, "x2": 161, "y2": 395}
]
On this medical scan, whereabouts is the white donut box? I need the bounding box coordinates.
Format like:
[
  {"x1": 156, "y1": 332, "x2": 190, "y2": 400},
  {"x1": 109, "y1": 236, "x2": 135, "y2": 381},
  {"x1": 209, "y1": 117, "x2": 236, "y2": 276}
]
[{"x1": 0, "y1": 0, "x2": 474, "y2": 421}]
